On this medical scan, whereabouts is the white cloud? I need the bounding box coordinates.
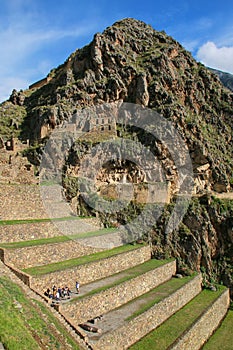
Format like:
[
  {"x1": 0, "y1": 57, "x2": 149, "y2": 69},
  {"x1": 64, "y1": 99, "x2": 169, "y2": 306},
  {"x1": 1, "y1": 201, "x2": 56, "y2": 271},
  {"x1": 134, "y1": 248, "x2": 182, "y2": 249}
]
[{"x1": 197, "y1": 41, "x2": 233, "y2": 74}]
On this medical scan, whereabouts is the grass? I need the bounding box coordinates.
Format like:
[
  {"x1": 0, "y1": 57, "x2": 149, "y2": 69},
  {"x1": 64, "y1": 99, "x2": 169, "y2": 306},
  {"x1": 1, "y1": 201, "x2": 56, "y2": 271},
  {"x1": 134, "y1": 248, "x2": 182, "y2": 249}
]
[
  {"x1": 0, "y1": 216, "x2": 87, "y2": 226},
  {"x1": 23, "y1": 244, "x2": 145, "y2": 276},
  {"x1": 202, "y1": 309, "x2": 233, "y2": 350},
  {"x1": 0, "y1": 228, "x2": 116, "y2": 249},
  {"x1": 0, "y1": 276, "x2": 80, "y2": 350},
  {"x1": 129, "y1": 286, "x2": 226, "y2": 350},
  {"x1": 71, "y1": 259, "x2": 173, "y2": 301},
  {"x1": 33, "y1": 299, "x2": 80, "y2": 349}
]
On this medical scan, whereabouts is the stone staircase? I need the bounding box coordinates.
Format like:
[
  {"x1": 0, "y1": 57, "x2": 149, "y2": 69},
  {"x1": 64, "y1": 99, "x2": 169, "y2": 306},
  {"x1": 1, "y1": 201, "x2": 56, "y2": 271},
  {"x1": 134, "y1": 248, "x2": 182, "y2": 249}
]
[
  {"x1": 24, "y1": 245, "x2": 152, "y2": 293},
  {"x1": 0, "y1": 184, "x2": 231, "y2": 349},
  {"x1": 2, "y1": 234, "x2": 229, "y2": 350},
  {"x1": 128, "y1": 286, "x2": 229, "y2": 350},
  {"x1": 59, "y1": 259, "x2": 177, "y2": 325},
  {"x1": 89, "y1": 274, "x2": 203, "y2": 350}
]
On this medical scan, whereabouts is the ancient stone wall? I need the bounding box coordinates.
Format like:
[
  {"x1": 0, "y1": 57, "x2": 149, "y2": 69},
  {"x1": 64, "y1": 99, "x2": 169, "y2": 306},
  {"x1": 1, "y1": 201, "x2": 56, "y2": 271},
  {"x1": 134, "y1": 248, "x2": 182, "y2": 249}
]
[
  {"x1": 99, "y1": 182, "x2": 171, "y2": 204},
  {"x1": 91, "y1": 274, "x2": 202, "y2": 350},
  {"x1": 29, "y1": 77, "x2": 52, "y2": 90},
  {"x1": 0, "y1": 222, "x2": 61, "y2": 243},
  {"x1": 170, "y1": 288, "x2": 230, "y2": 350},
  {"x1": 30, "y1": 245, "x2": 152, "y2": 292},
  {"x1": 60, "y1": 260, "x2": 176, "y2": 325},
  {"x1": 0, "y1": 184, "x2": 48, "y2": 220},
  {"x1": 0, "y1": 218, "x2": 100, "y2": 243},
  {"x1": 7, "y1": 265, "x2": 31, "y2": 287},
  {"x1": 1, "y1": 241, "x2": 102, "y2": 269}
]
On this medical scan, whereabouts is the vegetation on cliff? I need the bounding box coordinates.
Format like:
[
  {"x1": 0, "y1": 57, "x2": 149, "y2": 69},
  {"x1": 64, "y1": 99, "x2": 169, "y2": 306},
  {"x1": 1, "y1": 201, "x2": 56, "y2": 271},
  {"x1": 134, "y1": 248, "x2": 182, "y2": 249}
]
[{"x1": 0, "y1": 18, "x2": 232, "y2": 292}]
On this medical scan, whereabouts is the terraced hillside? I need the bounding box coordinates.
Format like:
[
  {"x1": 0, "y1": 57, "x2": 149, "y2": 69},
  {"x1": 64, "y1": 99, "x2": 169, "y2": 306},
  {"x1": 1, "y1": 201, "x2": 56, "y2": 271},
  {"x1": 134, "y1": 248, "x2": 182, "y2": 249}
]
[
  {"x1": 0, "y1": 17, "x2": 232, "y2": 349},
  {"x1": 0, "y1": 187, "x2": 231, "y2": 349}
]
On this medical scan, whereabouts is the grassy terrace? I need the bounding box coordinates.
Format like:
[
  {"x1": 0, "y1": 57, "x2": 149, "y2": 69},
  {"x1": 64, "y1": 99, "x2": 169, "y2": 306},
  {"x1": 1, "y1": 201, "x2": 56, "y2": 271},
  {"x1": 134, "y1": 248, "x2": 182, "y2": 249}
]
[
  {"x1": 0, "y1": 276, "x2": 80, "y2": 350},
  {"x1": 0, "y1": 216, "x2": 88, "y2": 226},
  {"x1": 70, "y1": 259, "x2": 173, "y2": 301},
  {"x1": 203, "y1": 309, "x2": 233, "y2": 350},
  {"x1": 130, "y1": 286, "x2": 227, "y2": 350},
  {"x1": 0, "y1": 228, "x2": 116, "y2": 249},
  {"x1": 23, "y1": 244, "x2": 147, "y2": 276}
]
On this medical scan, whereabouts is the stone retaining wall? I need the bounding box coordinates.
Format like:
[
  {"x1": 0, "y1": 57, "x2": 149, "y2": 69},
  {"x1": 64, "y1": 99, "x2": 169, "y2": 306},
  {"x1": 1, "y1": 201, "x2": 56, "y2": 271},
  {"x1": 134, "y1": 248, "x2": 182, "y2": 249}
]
[
  {"x1": 60, "y1": 260, "x2": 176, "y2": 325},
  {"x1": 170, "y1": 288, "x2": 230, "y2": 350},
  {"x1": 0, "y1": 217, "x2": 100, "y2": 243},
  {"x1": 7, "y1": 265, "x2": 31, "y2": 287},
  {"x1": 30, "y1": 245, "x2": 152, "y2": 292},
  {"x1": 0, "y1": 222, "x2": 61, "y2": 243},
  {"x1": 0, "y1": 184, "x2": 47, "y2": 220},
  {"x1": 91, "y1": 274, "x2": 202, "y2": 350},
  {"x1": 0, "y1": 248, "x2": 3, "y2": 261},
  {"x1": 1, "y1": 241, "x2": 102, "y2": 269}
]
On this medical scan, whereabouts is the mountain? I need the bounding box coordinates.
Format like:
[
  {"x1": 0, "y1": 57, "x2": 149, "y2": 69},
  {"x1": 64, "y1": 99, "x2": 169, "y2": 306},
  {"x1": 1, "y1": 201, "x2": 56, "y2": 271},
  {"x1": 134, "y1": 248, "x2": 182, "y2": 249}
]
[
  {"x1": 208, "y1": 67, "x2": 233, "y2": 92},
  {"x1": 1, "y1": 18, "x2": 233, "y2": 192},
  {"x1": 0, "y1": 18, "x2": 232, "y2": 292}
]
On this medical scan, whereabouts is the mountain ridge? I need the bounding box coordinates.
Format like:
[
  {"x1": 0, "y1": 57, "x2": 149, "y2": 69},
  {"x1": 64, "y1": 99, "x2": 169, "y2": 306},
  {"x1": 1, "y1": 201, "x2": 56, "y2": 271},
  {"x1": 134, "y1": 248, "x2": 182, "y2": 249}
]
[
  {"x1": 0, "y1": 18, "x2": 232, "y2": 292},
  {"x1": 1, "y1": 18, "x2": 232, "y2": 192},
  {"x1": 208, "y1": 67, "x2": 233, "y2": 92}
]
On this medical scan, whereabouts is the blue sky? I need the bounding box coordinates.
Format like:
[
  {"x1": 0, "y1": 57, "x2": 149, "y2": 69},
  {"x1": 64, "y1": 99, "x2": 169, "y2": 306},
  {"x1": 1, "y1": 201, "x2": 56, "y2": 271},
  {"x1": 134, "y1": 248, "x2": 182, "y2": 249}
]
[{"x1": 1, "y1": 0, "x2": 233, "y2": 102}]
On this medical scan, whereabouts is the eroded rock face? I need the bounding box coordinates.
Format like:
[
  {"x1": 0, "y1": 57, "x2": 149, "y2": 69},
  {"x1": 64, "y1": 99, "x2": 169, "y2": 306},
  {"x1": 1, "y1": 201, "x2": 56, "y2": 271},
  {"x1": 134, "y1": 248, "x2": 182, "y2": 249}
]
[
  {"x1": 9, "y1": 89, "x2": 25, "y2": 106},
  {"x1": 2, "y1": 18, "x2": 230, "y2": 194},
  {"x1": 149, "y1": 196, "x2": 233, "y2": 295}
]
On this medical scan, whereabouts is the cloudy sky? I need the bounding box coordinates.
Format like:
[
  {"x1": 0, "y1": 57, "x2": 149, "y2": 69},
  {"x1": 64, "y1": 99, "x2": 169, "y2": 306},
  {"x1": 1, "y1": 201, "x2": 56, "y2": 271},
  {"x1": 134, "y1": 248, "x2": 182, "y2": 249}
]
[{"x1": 1, "y1": 0, "x2": 233, "y2": 102}]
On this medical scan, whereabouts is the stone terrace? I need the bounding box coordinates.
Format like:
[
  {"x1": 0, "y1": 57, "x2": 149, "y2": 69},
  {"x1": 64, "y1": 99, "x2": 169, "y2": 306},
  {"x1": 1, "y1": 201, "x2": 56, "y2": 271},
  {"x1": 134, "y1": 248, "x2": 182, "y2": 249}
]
[{"x1": 0, "y1": 182, "x2": 231, "y2": 350}]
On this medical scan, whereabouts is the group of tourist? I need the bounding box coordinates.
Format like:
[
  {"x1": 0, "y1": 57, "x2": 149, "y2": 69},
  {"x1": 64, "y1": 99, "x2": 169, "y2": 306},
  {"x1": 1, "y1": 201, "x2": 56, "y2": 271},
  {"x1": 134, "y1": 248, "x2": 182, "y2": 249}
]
[
  {"x1": 44, "y1": 285, "x2": 71, "y2": 301},
  {"x1": 44, "y1": 281, "x2": 80, "y2": 301}
]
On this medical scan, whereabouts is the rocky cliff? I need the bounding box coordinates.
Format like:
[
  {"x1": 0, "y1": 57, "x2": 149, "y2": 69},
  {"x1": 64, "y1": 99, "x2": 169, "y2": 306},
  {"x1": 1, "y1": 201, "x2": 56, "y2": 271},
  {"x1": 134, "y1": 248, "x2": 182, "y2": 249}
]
[
  {"x1": 1, "y1": 18, "x2": 232, "y2": 193},
  {"x1": 0, "y1": 18, "x2": 232, "y2": 292},
  {"x1": 209, "y1": 67, "x2": 233, "y2": 93}
]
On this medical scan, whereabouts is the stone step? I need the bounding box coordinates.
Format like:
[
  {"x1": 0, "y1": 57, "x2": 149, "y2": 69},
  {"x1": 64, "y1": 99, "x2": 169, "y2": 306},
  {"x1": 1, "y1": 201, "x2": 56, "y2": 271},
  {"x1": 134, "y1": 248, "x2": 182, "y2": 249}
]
[
  {"x1": 202, "y1": 309, "x2": 233, "y2": 350},
  {"x1": 127, "y1": 286, "x2": 229, "y2": 350},
  {"x1": 77, "y1": 228, "x2": 143, "y2": 249},
  {"x1": 0, "y1": 217, "x2": 100, "y2": 243},
  {"x1": 88, "y1": 274, "x2": 203, "y2": 350},
  {"x1": 82, "y1": 275, "x2": 197, "y2": 342},
  {"x1": 170, "y1": 288, "x2": 230, "y2": 350},
  {"x1": 0, "y1": 239, "x2": 102, "y2": 269},
  {"x1": 26, "y1": 244, "x2": 152, "y2": 293},
  {"x1": 59, "y1": 259, "x2": 176, "y2": 326}
]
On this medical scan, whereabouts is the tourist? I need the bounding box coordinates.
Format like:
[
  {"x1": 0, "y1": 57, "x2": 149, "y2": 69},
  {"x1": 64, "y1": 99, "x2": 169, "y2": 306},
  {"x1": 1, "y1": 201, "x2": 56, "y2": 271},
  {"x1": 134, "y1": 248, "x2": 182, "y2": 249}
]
[
  {"x1": 52, "y1": 285, "x2": 57, "y2": 299},
  {"x1": 65, "y1": 286, "x2": 71, "y2": 297},
  {"x1": 55, "y1": 290, "x2": 60, "y2": 301},
  {"x1": 44, "y1": 288, "x2": 52, "y2": 298},
  {"x1": 58, "y1": 287, "x2": 62, "y2": 298},
  {"x1": 76, "y1": 281, "x2": 80, "y2": 294}
]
